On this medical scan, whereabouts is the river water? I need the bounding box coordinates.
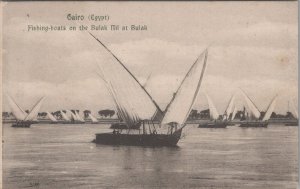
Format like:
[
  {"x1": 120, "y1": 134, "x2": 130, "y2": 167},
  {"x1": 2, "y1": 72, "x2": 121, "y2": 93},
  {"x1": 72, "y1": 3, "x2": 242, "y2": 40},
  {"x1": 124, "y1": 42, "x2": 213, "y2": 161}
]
[{"x1": 2, "y1": 123, "x2": 298, "y2": 189}]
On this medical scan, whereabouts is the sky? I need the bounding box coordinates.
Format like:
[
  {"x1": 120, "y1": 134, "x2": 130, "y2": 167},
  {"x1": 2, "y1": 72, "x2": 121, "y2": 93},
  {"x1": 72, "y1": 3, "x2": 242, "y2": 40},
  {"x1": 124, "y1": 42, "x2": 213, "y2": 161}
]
[{"x1": 2, "y1": 1, "x2": 298, "y2": 114}]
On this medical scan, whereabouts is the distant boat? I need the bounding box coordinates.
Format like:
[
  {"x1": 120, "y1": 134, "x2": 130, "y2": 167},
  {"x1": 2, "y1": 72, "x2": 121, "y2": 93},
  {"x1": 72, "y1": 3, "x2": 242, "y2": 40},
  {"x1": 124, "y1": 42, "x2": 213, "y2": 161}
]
[
  {"x1": 285, "y1": 100, "x2": 298, "y2": 126},
  {"x1": 60, "y1": 110, "x2": 71, "y2": 123},
  {"x1": 239, "y1": 90, "x2": 277, "y2": 128},
  {"x1": 198, "y1": 93, "x2": 227, "y2": 128},
  {"x1": 46, "y1": 111, "x2": 58, "y2": 123},
  {"x1": 6, "y1": 94, "x2": 45, "y2": 128},
  {"x1": 91, "y1": 33, "x2": 208, "y2": 146},
  {"x1": 68, "y1": 110, "x2": 85, "y2": 124}
]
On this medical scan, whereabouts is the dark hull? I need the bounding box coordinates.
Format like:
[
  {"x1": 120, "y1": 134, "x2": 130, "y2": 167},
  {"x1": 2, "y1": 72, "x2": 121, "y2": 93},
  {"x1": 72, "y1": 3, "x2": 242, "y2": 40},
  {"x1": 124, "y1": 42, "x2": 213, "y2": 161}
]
[
  {"x1": 198, "y1": 122, "x2": 227, "y2": 128},
  {"x1": 239, "y1": 122, "x2": 268, "y2": 128},
  {"x1": 12, "y1": 122, "x2": 32, "y2": 128},
  {"x1": 93, "y1": 129, "x2": 182, "y2": 146},
  {"x1": 285, "y1": 122, "x2": 298, "y2": 126},
  {"x1": 110, "y1": 123, "x2": 140, "y2": 130}
]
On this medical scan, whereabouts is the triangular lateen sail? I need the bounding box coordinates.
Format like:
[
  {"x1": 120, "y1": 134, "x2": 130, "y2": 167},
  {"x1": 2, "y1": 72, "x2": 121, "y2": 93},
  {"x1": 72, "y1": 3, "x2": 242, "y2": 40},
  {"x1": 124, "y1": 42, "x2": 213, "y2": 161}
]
[
  {"x1": 205, "y1": 93, "x2": 219, "y2": 120},
  {"x1": 161, "y1": 49, "x2": 208, "y2": 127},
  {"x1": 89, "y1": 33, "x2": 163, "y2": 123},
  {"x1": 6, "y1": 94, "x2": 27, "y2": 120},
  {"x1": 240, "y1": 89, "x2": 261, "y2": 119},
  {"x1": 262, "y1": 95, "x2": 278, "y2": 121},
  {"x1": 47, "y1": 111, "x2": 58, "y2": 122},
  {"x1": 68, "y1": 110, "x2": 79, "y2": 121},
  {"x1": 24, "y1": 97, "x2": 46, "y2": 121},
  {"x1": 75, "y1": 111, "x2": 85, "y2": 122}
]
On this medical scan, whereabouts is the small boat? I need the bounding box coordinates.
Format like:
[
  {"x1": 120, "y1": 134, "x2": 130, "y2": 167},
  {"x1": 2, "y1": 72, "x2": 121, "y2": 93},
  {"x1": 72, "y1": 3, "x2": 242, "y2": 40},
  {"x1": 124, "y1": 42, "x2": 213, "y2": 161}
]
[
  {"x1": 198, "y1": 121, "x2": 227, "y2": 128},
  {"x1": 68, "y1": 110, "x2": 85, "y2": 124},
  {"x1": 285, "y1": 121, "x2": 298, "y2": 126},
  {"x1": 6, "y1": 94, "x2": 45, "y2": 128},
  {"x1": 239, "y1": 121, "x2": 268, "y2": 127},
  {"x1": 46, "y1": 111, "x2": 58, "y2": 124},
  {"x1": 198, "y1": 93, "x2": 227, "y2": 128},
  {"x1": 90, "y1": 33, "x2": 208, "y2": 146},
  {"x1": 239, "y1": 90, "x2": 277, "y2": 128}
]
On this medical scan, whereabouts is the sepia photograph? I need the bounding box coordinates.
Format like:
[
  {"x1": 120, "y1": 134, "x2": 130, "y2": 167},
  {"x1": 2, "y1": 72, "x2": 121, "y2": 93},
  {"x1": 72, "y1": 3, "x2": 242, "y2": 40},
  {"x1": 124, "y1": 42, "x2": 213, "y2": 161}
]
[{"x1": 1, "y1": 1, "x2": 298, "y2": 188}]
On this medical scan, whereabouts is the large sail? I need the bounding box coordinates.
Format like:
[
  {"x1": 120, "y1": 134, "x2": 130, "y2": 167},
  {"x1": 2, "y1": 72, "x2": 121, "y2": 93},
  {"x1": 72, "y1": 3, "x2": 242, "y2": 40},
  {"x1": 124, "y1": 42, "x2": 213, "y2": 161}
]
[
  {"x1": 6, "y1": 94, "x2": 27, "y2": 120},
  {"x1": 262, "y1": 95, "x2": 277, "y2": 121},
  {"x1": 231, "y1": 106, "x2": 237, "y2": 121},
  {"x1": 161, "y1": 49, "x2": 208, "y2": 127},
  {"x1": 60, "y1": 110, "x2": 70, "y2": 121},
  {"x1": 47, "y1": 111, "x2": 58, "y2": 122},
  {"x1": 89, "y1": 113, "x2": 98, "y2": 122},
  {"x1": 240, "y1": 89, "x2": 261, "y2": 119},
  {"x1": 205, "y1": 93, "x2": 219, "y2": 120},
  {"x1": 24, "y1": 97, "x2": 46, "y2": 121},
  {"x1": 90, "y1": 33, "x2": 163, "y2": 122}
]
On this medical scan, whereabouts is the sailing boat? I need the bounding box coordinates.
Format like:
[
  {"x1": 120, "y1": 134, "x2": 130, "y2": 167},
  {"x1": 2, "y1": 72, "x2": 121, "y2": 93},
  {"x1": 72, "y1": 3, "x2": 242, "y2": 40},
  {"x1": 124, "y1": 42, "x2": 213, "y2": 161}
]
[
  {"x1": 59, "y1": 110, "x2": 71, "y2": 123},
  {"x1": 46, "y1": 111, "x2": 58, "y2": 123},
  {"x1": 240, "y1": 90, "x2": 277, "y2": 128},
  {"x1": 198, "y1": 93, "x2": 227, "y2": 128},
  {"x1": 68, "y1": 110, "x2": 85, "y2": 124},
  {"x1": 6, "y1": 94, "x2": 45, "y2": 128},
  {"x1": 285, "y1": 100, "x2": 298, "y2": 126},
  {"x1": 91, "y1": 33, "x2": 208, "y2": 146}
]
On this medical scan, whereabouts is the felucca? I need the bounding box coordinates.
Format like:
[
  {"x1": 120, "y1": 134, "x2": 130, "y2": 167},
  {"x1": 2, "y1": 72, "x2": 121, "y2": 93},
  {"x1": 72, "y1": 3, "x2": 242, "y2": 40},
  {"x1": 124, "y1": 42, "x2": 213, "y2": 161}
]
[
  {"x1": 6, "y1": 94, "x2": 45, "y2": 128},
  {"x1": 46, "y1": 111, "x2": 58, "y2": 123},
  {"x1": 91, "y1": 33, "x2": 208, "y2": 146},
  {"x1": 239, "y1": 89, "x2": 277, "y2": 128},
  {"x1": 198, "y1": 93, "x2": 227, "y2": 128}
]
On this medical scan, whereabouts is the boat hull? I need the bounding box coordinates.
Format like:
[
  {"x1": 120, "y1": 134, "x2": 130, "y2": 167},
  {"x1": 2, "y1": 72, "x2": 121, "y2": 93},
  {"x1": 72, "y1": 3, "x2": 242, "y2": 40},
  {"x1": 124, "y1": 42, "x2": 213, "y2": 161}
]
[
  {"x1": 285, "y1": 122, "x2": 298, "y2": 126},
  {"x1": 93, "y1": 129, "x2": 182, "y2": 146},
  {"x1": 239, "y1": 121, "x2": 268, "y2": 128},
  {"x1": 11, "y1": 122, "x2": 32, "y2": 128},
  {"x1": 198, "y1": 122, "x2": 227, "y2": 128}
]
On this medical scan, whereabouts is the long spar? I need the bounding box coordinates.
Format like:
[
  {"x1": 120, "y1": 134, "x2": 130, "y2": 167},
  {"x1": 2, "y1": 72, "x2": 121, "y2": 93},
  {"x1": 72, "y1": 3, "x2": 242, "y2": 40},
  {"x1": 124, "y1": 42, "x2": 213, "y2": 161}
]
[{"x1": 89, "y1": 32, "x2": 163, "y2": 116}]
